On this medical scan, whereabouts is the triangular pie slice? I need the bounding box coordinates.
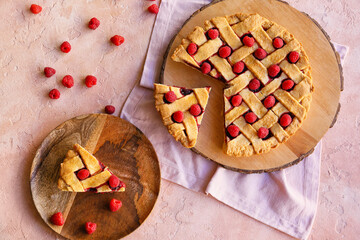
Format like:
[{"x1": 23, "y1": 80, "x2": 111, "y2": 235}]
[
  {"x1": 58, "y1": 144, "x2": 125, "y2": 193},
  {"x1": 154, "y1": 83, "x2": 211, "y2": 148}
]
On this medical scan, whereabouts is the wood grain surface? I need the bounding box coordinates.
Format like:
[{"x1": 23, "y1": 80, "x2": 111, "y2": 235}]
[
  {"x1": 30, "y1": 114, "x2": 161, "y2": 239},
  {"x1": 161, "y1": 0, "x2": 342, "y2": 173}
]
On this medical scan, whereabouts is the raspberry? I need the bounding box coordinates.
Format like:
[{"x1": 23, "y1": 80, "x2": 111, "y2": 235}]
[
  {"x1": 273, "y1": 37, "x2": 284, "y2": 49},
  {"x1": 51, "y1": 212, "x2": 64, "y2": 226},
  {"x1": 248, "y1": 79, "x2": 261, "y2": 91},
  {"x1": 227, "y1": 125, "x2": 240, "y2": 138},
  {"x1": 164, "y1": 91, "x2": 177, "y2": 103},
  {"x1": 229, "y1": 95, "x2": 241, "y2": 107},
  {"x1": 44, "y1": 67, "x2": 56, "y2": 78},
  {"x1": 189, "y1": 104, "x2": 202, "y2": 116},
  {"x1": 233, "y1": 61, "x2": 245, "y2": 74},
  {"x1": 49, "y1": 89, "x2": 60, "y2": 99},
  {"x1": 207, "y1": 29, "x2": 219, "y2": 39},
  {"x1": 111, "y1": 35, "x2": 125, "y2": 46},
  {"x1": 77, "y1": 169, "x2": 90, "y2": 180},
  {"x1": 279, "y1": 113, "x2": 292, "y2": 127},
  {"x1": 172, "y1": 111, "x2": 184, "y2": 123},
  {"x1": 243, "y1": 36, "x2": 254, "y2": 47},
  {"x1": 218, "y1": 46, "x2": 231, "y2": 58},
  {"x1": 254, "y1": 48, "x2": 267, "y2": 60},
  {"x1": 60, "y1": 41, "x2": 71, "y2": 53},
  {"x1": 245, "y1": 112, "x2": 257, "y2": 123},
  {"x1": 30, "y1": 4, "x2": 42, "y2": 14},
  {"x1": 85, "y1": 75, "x2": 97, "y2": 88},
  {"x1": 268, "y1": 64, "x2": 280, "y2": 78},
  {"x1": 258, "y1": 127, "x2": 269, "y2": 139},
  {"x1": 187, "y1": 43, "x2": 197, "y2": 55},
  {"x1": 263, "y1": 95, "x2": 275, "y2": 109},
  {"x1": 148, "y1": 4, "x2": 159, "y2": 14},
  {"x1": 109, "y1": 199, "x2": 122, "y2": 212},
  {"x1": 201, "y1": 62, "x2": 211, "y2": 74},
  {"x1": 88, "y1": 17, "x2": 100, "y2": 30},
  {"x1": 85, "y1": 222, "x2": 97, "y2": 235},
  {"x1": 105, "y1": 105, "x2": 115, "y2": 114},
  {"x1": 288, "y1": 51, "x2": 300, "y2": 63},
  {"x1": 119, "y1": 181, "x2": 126, "y2": 192},
  {"x1": 281, "y1": 79, "x2": 295, "y2": 91},
  {"x1": 62, "y1": 75, "x2": 74, "y2": 88},
  {"x1": 109, "y1": 175, "x2": 120, "y2": 189}
]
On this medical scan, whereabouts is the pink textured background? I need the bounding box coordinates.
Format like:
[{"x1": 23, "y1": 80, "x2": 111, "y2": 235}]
[{"x1": 0, "y1": 0, "x2": 359, "y2": 239}]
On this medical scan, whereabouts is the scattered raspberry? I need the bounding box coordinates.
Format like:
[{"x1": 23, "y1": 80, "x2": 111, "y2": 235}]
[
  {"x1": 233, "y1": 61, "x2": 245, "y2": 74},
  {"x1": 263, "y1": 95, "x2": 275, "y2": 109},
  {"x1": 248, "y1": 79, "x2": 261, "y2": 91},
  {"x1": 218, "y1": 46, "x2": 231, "y2": 58},
  {"x1": 279, "y1": 113, "x2": 292, "y2": 127},
  {"x1": 60, "y1": 41, "x2": 71, "y2": 53},
  {"x1": 44, "y1": 67, "x2": 56, "y2": 78},
  {"x1": 88, "y1": 17, "x2": 100, "y2": 30},
  {"x1": 110, "y1": 35, "x2": 125, "y2": 46},
  {"x1": 207, "y1": 29, "x2": 219, "y2": 39},
  {"x1": 85, "y1": 75, "x2": 97, "y2": 88},
  {"x1": 85, "y1": 222, "x2": 97, "y2": 235},
  {"x1": 243, "y1": 36, "x2": 254, "y2": 47},
  {"x1": 51, "y1": 212, "x2": 64, "y2": 226},
  {"x1": 62, "y1": 75, "x2": 74, "y2": 88},
  {"x1": 231, "y1": 95, "x2": 242, "y2": 107},
  {"x1": 77, "y1": 169, "x2": 90, "y2": 180},
  {"x1": 268, "y1": 64, "x2": 280, "y2": 78},
  {"x1": 164, "y1": 91, "x2": 177, "y2": 103},
  {"x1": 172, "y1": 111, "x2": 184, "y2": 123},
  {"x1": 254, "y1": 48, "x2": 267, "y2": 60},
  {"x1": 148, "y1": 4, "x2": 159, "y2": 14},
  {"x1": 288, "y1": 51, "x2": 300, "y2": 63},
  {"x1": 273, "y1": 37, "x2": 284, "y2": 49},
  {"x1": 189, "y1": 104, "x2": 202, "y2": 116},
  {"x1": 201, "y1": 62, "x2": 211, "y2": 74},
  {"x1": 109, "y1": 175, "x2": 120, "y2": 189},
  {"x1": 281, "y1": 79, "x2": 295, "y2": 91},
  {"x1": 105, "y1": 105, "x2": 115, "y2": 114},
  {"x1": 245, "y1": 112, "x2": 257, "y2": 123},
  {"x1": 49, "y1": 89, "x2": 60, "y2": 99},
  {"x1": 30, "y1": 4, "x2": 42, "y2": 14},
  {"x1": 227, "y1": 125, "x2": 240, "y2": 138},
  {"x1": 258, "y1": 127, "x2": 269, "y2": 139},
  {"x1": 109, "y1": 199, "x2": 122, "y2": 212},
  {"x1": 187, "y1": 43, "x2": 197, "y2": 55}
]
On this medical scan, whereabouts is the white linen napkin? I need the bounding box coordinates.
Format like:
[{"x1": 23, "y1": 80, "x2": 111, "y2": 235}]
[{"x1": 121, "y1": 1, "x2": 347, "y2": 239}]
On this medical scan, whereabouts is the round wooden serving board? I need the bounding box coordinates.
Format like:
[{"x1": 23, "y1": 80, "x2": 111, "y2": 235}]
[
  {"x1": 30, "y1": 114, "x2": 161, "y2": 239},
  {"x1": 161, "y1": 0, "x2": 342, "y2": 173}
]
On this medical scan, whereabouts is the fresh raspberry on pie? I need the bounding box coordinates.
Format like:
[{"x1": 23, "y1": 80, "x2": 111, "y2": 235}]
[
  {"x1": 51, "y1": 212, "x2": 64, "y2": 226},
  {"x1": 207, "y1": 29, "x2": 219, "y2": 39},
  {"x1": 60, "y1": 41, "x2": 71, "y2": 53},
  {"x1": 85, "y1": 222, "x2": 97, "y2": 235},
  {"x1": 242, "y1": 36, "x2": 254, "y2": 47},
  {"x1": 110, "y1": 199, "x2": 122, "y2": 212},
  {"x1": 30, "y1": 4, "x2": 42, "y2": 14},
  {"x1": 263, "y1": 95, "x2": 275, "y2": 109},
  {"x1": 281, "y1": 79, "x2": 295, "y2": 90},
  {"x1": 44, "y1": 67, "x2": 56, "y2": 78},
  {"x1": 218, "y1": 46, "x2": 231, "y2": 58},
  {"x1": 258, "y1": 127, "x2": 269, "y2": 139},
  {"x1": 233, "y1": 61, "x2": 245, "y2": 74},
  {"x1": 111, "y1": 35, "x2": 125, "y2": 46},
  {"x1": 77, "y1": 169, "x2": 90, "y2": 180},
  {"x1": 268, "y1": 64, "x2": 280, "y2": 78},
  {"x1": 187, "y1": 43, "x2": 197, "y2": 55},
  {"x1": 245, "y1": 112, "x2": 257, "y2": 123},
  {"x1": 88, "y1": 17, "x2": 100, "y2": 30},
  {"x1": 279, "y1": 113, "x2": 292, "y2": 127},
  {"x1": 273, "y1": 37, "x2": 284, "y2": 49},
  {"x1": 164, "y1": 91, "x2": 177, "y2": 103},
  {"x1": 62, "y1": 75, "x2": 74, "y2": 88},
  {"x1": 227, "y1": 125, "x2": 240, "y2": 138},
  {"x1": 172, "y1": 111, "x2": 184, "y2": 123},
  {"x1": 254, "y1": 48, "x2": 267, "y2": 60},
  {"x1": 85, "y1": 75, "x2": 97, "y2": 87},
  {"x1": 190, "y1": 104, "x2": 202, "y2": 116},
  {"x1": 248, "y1": 79, "x2": 261, "y2": 91},
  {"x1": 105, "y1": 105, "x2": 115, "y2": 114},
  {"x1": 288, "y1": 51, "x2": 300, "y2": 63},
  {"x1": 201, "y1": 62, "x2": 211, "y2": 74},
  {"x1": 148, "y1": 4, "x2": 159, "y2": 14},
  {"x1": 119, "y1": 181, "x2": 126, "y2": 192},
  {"x1": 49, "y1": 89, "x2": 60, "y2": 99},
  {"x1": 231, "y1": 95, "x2": 242, "y2": 107},
  {"x1": 109, "y1": 175, "x2": 120, "y2": 189}
]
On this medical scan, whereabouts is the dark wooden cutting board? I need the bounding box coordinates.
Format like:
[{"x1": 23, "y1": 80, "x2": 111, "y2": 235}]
[{"x1": 30, "y1": 114, "x2": 161, "y2": 239}]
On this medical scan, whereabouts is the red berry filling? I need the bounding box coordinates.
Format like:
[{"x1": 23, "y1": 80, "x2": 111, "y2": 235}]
[
  {"x1": 110, "y1": 199, "x2": 122, "y2": 212},
  {"x1": 88, "y1": 17, "x2": 100, "y2": 30},
  {"x1": 85, "y1": 75, "x2": 97, "y2": 88},
  {"x1": 172, "y1": 111, "x2": 184, "y2": 123},
  {"x1": 218, "y1": 46, "x2": 231, "y2": 58},
  {"x1": 77, "y1": 169, "x2": 90, "y2": 180},
  {"x1": 268, "y1": 64, "x2": 281, "y2": 78},
  {"x1": 164, "y1": 91, "x2": 177, "y2": 103},
  {"x1": 44, "y1": 67, "x2": 56, "y2": 78},
  {"x1": 49, "y1": 89, "x2": 60, "y2": 99},
  {"x1": 180, "y1": 88, "x2": 193, "y2": 96},
  {"x1": 62, "y1": 75, "x2": 74, "y2": 88},
  {"x1": 254, "y1": 48, "x2": 267, "y2": 60},
  {"x1": 105, "y1": 105, "x2": 115, "y2": 114},
  {"x1": 207, "y1": 29, "x2": 219, "y2": 39},
  {"x1": 226, "y1": 125, "x2": 240, "y2": 138},
  {"x1": 233, "y1": 61, "x2": 245, "y2": 74},
  {"x1": 189, "y1": 104, "x2": 202, "y2": 117},
  {"x1": 111, "y1": 35, "x2": 125, "y2": 46},
  {"x1": 258, "y1": 127, "x2": 269, "y2": 139},
  {"x1": 230, "y1": 95, "x2": 242, "y2": 107},
  {"x1": 245, "y1": 112, "x2": 257, "y2": 124},
  {"x1": 263, "y1": 95, "x2": 275, "y2": 109},
  {"x1": 201, "y1": 62, "x2": 212, "y2": 74},
  {"x1": 109, "y1": 175, "x2": 120, "y2": 189},
  {"x1": 242, "y1": 36, "x2": 255, "y2": 47},
  {"x1": 281, "y1": 79, "x2": 295, "y2": 91},
  {"x1": 148, "y1": 4, "x2": 159, "y2": 14},
  {"x1": 248, "y1": 79, "x2": 261, "y2": 92},
  {"x1": 288, "y1": 51, "x2": 300, "y2": 63},
  {"x1": 187, "y1": 43, "x2": 197, "y2": 55},
  {"x1": 273, "y1": 37, "x2": 284, "y2": 49},
  {"x1": 60, "y1": 41, "x2": 71, "y2": 53},
  {"x1": 51, "y1": 212, "x2": 64, "y2": 226},
  {"x1": 279, "y1": 113, "x2": 292, "y2": 127},
  {"x1": 85, "y1": 222, "x2": 97, "y2": 235},
  {"x1": 30, "y1": 4, "x2": 42, "y2": 14}
]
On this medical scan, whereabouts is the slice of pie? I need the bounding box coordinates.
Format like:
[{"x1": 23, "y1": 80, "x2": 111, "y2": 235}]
[
  {"x1": 171, "y1": 13, "x2": 313, "y2": 156},
  {"x1": 58, "y1": 144, "x2": 125, "y2": 193},
  {"x1": 154, "y1": 83, "x2": 211, "y2": 148}
]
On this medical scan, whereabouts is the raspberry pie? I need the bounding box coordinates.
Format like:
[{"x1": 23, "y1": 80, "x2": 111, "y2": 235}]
[
  {"x1": 154, "y1": 83, "x2": 211, "y2": 148},
  {"x1": 58, "y1": 144, "x2": 126, "y2": 192},
  {"x1": 171, "y1": 13, "x2": 313, "y2": 156}
]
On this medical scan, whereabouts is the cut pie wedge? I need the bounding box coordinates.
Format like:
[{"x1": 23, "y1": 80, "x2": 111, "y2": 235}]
[
  {"x1": 154, "y1": 83, "x2": 211, "y2": 148},
  {"x1": 58, "y1": 144, "x2": 125, "y2": 193}
]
